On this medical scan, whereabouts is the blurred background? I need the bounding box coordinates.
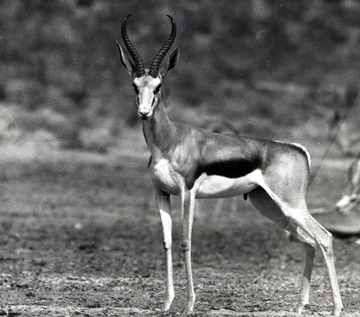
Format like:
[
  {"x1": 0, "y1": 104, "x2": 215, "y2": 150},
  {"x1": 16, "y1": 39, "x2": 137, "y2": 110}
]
[{"x1": 0, "y1": 0, "x2": 359, "y2": 156}]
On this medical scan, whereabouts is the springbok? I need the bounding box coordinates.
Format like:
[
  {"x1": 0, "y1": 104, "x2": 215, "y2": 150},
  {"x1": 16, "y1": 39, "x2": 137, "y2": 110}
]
[
  {"x1": 116, "y1": 14, "x2": 342, "y2": 316},
  {"x1": 329, "y1": 109, "x2": 360, "y2": 157},
  {"x1": 314, "y1": 157, "x2": 360, "y2": 236},
  {"x1": 336, "y1": 157, "x2": 360, "y2": 213}
]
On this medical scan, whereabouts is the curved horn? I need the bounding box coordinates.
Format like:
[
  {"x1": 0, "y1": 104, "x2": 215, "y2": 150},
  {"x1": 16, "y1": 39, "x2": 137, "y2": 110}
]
[
  {"x1": 122, "y1": 14, "x2": 145, "y2": 77},
  {"x1": 148, "y1": 15, "x2": 176, "y2": 78}
]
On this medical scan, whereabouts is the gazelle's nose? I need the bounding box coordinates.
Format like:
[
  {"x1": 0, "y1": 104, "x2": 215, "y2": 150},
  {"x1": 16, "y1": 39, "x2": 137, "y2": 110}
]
[{"x1": 138, "y1": 110, "x2": 151, "y2": 120}]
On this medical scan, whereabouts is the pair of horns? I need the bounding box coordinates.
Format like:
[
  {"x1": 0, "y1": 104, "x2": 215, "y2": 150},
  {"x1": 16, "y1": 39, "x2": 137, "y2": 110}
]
[{"x1": 121, "y1": 14, "x2": 176, "y2": 78}]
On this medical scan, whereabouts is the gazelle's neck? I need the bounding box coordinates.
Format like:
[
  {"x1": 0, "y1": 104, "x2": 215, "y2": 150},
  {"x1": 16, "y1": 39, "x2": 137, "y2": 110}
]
[{"x1": 142, "y1": 99, "x2": 177, "y2": 156}]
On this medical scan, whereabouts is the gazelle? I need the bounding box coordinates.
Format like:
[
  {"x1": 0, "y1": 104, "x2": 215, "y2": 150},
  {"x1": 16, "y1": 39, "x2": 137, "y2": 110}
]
[
  {"x1": 117, "y1": 14, "x2": 343, "y2": 316},
  {"x1": 329, "y1": 109, "x2": 360, "y2": 157},
  {"x1": 336, "y1": 157, "x2": 360, "y2": 213},
  {"x1": 315, "y1": 157, "x2": 360, "y2": 236}
]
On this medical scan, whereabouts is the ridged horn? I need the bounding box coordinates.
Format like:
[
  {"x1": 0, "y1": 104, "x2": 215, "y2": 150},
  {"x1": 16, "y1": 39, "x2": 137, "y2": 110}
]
[
  {"x1": 121, "y1": 14, "x2": 145, "y2": 77},
  {"x1": 148, "y1": 15, "x2": 176, "y2": 78}
]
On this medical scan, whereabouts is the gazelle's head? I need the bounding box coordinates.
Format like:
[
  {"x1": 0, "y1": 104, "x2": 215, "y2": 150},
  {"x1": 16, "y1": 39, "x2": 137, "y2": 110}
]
[
  {"x1": 117, "y1": 14, "x2": 180, "y2": 120},
  {"x1": 335, "y1": 159, "x2": 360, "y2": 213}
]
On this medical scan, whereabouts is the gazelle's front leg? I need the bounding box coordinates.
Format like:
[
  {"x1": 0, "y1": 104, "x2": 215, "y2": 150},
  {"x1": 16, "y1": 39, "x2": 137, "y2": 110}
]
[
  {"x1": 181, "y1": 189, "x2": 196, "y2": 312},
  {"x1": 156, "y1": 190, "x2": 175, "y2": 311}
]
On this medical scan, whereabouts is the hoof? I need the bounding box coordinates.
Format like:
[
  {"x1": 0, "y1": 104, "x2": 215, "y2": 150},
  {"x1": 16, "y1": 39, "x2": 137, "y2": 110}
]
[
  {"x1": 332, "y1": 306, "x2": 343, "y2": 317},
  {"x1": 162, "y1": 302, "x2": 172, "y2": 312},
  {"x1": 181, "y1": 301, "x2": 195, "y2": 314},
  {"x1": 162, "y1": 297, "x2": 174, "y2": 312},
  {"x1": 295, "y1": 303, "x2": 310, "y2": 315},
  {"x1": 181, "y1": 308, "x2": 194, "y2": 315}
]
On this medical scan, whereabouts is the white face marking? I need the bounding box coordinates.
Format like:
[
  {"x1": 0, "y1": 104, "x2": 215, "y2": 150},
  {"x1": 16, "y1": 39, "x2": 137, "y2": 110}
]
[{"x1": 133, "y1": 75, "x2": 162, "y2": 119}]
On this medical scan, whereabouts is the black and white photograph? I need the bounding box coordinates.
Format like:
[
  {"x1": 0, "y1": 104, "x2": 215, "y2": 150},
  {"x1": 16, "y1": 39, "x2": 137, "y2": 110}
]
[{"x1": 0, "y1": 1, "x2": 359, "y2": 316}]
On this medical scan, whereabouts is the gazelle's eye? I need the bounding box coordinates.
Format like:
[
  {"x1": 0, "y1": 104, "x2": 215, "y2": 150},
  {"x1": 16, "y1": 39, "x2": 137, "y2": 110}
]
[
  {"x1": 154, "y1": 84, "x2": 161, "y2": 95},
  {"x1": 132, "y1": 84, "x2": 139, "y2": 94}
]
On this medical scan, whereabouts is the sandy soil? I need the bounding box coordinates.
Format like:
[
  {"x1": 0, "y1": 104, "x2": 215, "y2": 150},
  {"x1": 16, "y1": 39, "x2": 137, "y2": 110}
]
[{"x1": 0, "y1": 148, "x2": 359, "y2": 316}]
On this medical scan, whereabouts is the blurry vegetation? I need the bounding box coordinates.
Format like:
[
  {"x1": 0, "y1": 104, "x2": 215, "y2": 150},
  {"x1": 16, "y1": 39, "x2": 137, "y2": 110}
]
[{"x1": 0, "y1": 0, "x2": 360, "y2": 152}]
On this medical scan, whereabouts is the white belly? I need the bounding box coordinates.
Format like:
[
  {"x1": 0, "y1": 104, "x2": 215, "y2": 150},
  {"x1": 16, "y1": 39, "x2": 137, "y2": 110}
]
[
  {"x1": 152, "y1": 159, "x2": 262, "y2": 198},
  {"x1": 195, "y1": 169, "x2": 262, "y2": 198}
]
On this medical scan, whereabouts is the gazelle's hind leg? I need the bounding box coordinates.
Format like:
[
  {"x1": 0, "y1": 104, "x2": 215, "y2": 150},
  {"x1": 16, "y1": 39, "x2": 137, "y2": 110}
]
[
  {"x1": 296, "y1": 215, "x2": 342, "y2": 316},
  {"x1": 296, "y1": 243, "x2": 315, "y2": 313},
  {"x1": 249, "y1": 186, "x2": 343, "y2": 316}
]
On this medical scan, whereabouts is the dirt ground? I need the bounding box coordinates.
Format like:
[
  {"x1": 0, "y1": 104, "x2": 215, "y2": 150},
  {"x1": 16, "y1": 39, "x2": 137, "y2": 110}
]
[{"x1": 0, "y1": 146, "x2": 359, "y2": 317}]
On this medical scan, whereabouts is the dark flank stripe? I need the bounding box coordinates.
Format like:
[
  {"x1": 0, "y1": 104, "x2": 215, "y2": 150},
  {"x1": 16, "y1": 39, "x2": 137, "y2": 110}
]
[
  {"x1": 201, "y1": 157, "x2": 261, "y2": 179},
  {"x1": 184, "y1": 156, "x2": 262, "y2": 190}
]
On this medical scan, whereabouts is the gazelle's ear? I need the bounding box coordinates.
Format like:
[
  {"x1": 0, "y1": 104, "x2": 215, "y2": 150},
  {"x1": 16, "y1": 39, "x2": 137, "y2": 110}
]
[
  {"x1": 116, "y1": 41, "x2": 136, "y2": 76},
  {"x1": 161, "y1": 48, "x2": 180, "y2": 79}
]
